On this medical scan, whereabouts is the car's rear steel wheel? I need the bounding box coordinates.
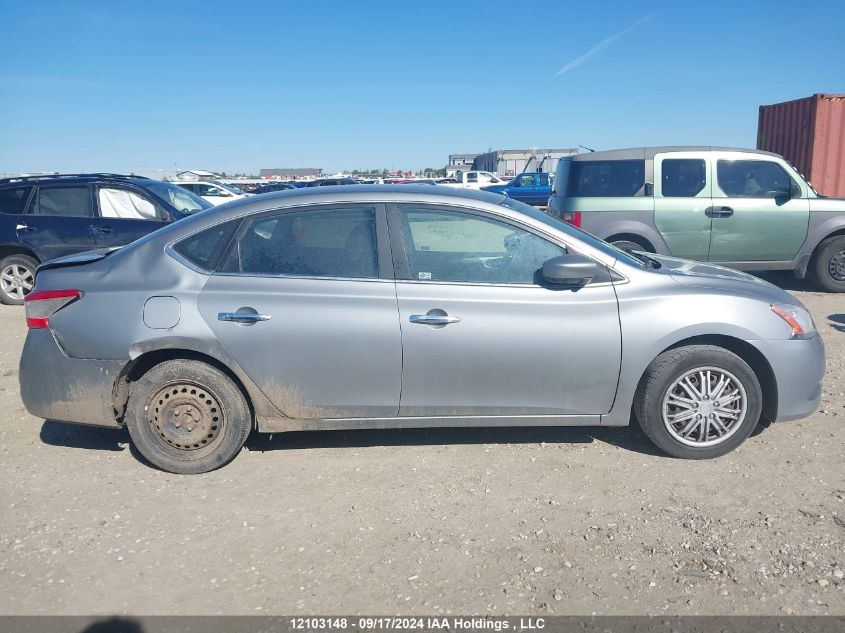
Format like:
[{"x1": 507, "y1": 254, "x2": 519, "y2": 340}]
[
  {"x1": 125, "y1": 360, "x2": 252, "y2": 474},
  {"x1": 662, "y1": 367, "x2": 748, "y2": 447},
  {"x1": 146, "y1": 381, "x2": 224, "y2": 452}
]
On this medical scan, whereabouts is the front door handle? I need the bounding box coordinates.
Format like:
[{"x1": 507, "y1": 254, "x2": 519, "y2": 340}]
[
  {"x1": 218, "y1": 311, "x2": 272, "y2": 324},
  {"x1": 89, "y1": 225, "x2": 112, "y2": 234},
  {"x1": 16, "y1": 223, "x2": 34, "y2": 232},
  {"x1": 705, "y1": 206, "x2": 734, "y2": 218},
  {"x1": 409, "y1": 314, "x2": 461, "y2": 326}
]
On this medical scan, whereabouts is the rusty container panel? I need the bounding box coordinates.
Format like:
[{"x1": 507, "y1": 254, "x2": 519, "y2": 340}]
[{"x1": 757, "y1": 93, "x2": 845, "y2": 198}]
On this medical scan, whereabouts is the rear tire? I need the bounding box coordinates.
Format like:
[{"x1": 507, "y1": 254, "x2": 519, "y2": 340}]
[
  {"x1": 809, "y1": 235, "x2": 845, "y2": 293},
  {"x1": 611, "y1": 239, "x2": 652, "y2": 254},
  {"x1": 634, "y1": 345, "x2": 762, "y2": 459},
  {"x1": 125, "y1": 360, "x2": 252, "y2": 474},
  {"x1": 0, "y1": 254, "x2": 38, "y2": 305}
]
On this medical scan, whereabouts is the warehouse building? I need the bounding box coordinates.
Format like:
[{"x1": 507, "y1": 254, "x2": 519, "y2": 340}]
[
  {"x1": 445, "y1": 153, "x2": 479, "y2": 177},
  {"x1": 260, "y1": 167, "x2": 322, "y2": 179},
  {"x1": 471, "y1": 148, "x2": 578, "y2": 178}
]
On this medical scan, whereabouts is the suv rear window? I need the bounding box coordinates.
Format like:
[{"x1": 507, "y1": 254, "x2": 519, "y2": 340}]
[
  {"x1": 566, "y1": 160, "x2": 645, "y2": 197},
  {"x1": 0, "y1": 186, "x2": 33, "y2": 214}
]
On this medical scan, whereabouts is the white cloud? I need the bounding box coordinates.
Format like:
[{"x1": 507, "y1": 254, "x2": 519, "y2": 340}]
[{"x1": 556, "y1": 12, "x2": 657, "y2": 77}]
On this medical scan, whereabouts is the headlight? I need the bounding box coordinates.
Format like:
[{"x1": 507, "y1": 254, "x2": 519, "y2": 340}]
[{"x1": 771, "y1": 304, "x2": 816, "y2": 340}]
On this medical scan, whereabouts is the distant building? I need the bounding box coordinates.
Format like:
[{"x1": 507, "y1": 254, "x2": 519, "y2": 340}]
[
  {"x1": 445, "y1": 153, "x2": 479, "y2": 177},
  {"x1": 472, "y1": 149, "x2": 578, "y2": 178},
  {"x1": 260, "y1": 168, "x2": 322, "y2": 180},
  {"x1": 176, "y1": 170, "x2": 217, "y2": 182}
]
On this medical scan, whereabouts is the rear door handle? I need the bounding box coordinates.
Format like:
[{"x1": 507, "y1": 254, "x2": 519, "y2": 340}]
[
  {"x1": 15, "y1": 223, "x2": 34, "y2": 232},
  {"x1": 218, "y1": 311, "x2": 271, "y2": 324},
  {"x1": 89, "y1": 225, "x2": 112, "y2": 234},
  {"x1": 705, "y1": 206, "x2": 734, "y2": 218},
  {"x1": 409, "y1": 314, "x2": 461, "y2": 326}
]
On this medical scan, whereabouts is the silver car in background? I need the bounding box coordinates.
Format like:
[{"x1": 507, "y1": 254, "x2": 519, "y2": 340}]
[{"x1": 19, "y1": 186, "x2": 824, "y2": 473}]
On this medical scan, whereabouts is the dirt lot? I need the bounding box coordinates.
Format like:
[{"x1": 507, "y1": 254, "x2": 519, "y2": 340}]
[{"x1": 0, "y1": 274, "x2": 843, "y2": 616}]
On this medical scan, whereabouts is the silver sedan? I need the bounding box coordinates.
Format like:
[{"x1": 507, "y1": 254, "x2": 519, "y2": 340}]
[{"x1": 19, "y1": 186, "x2": 825, "y2": 473}]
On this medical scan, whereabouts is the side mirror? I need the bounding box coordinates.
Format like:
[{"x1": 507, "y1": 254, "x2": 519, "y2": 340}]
[{"x1": 542, "y1": 254, "x2": 601, "y2": 286}]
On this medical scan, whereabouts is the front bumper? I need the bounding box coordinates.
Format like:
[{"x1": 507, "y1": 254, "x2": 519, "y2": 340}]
[
  {"x1": 19, "y1": 330, "x2": 124, "y2": 428},
  {"x1": 753, "y1": 334, "x2": 825, "y2": 422}
]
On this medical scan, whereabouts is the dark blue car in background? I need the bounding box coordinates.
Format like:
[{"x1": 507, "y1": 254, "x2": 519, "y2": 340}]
[
  {"x1": 481, "y1": 172, "x2": 553, "y2": 207},
  {"x1": 0, "y1": 174, "x2": 211, "y2": 304}
]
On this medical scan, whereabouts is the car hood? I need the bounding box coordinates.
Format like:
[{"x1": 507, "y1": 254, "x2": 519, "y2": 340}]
[{"x1": 646, "y1": 254, "x2": 797, "y2": 302}]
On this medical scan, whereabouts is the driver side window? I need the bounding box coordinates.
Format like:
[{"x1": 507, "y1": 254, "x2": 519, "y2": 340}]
[{"x1": 397, "y1": 207, "x2": 566, "y2": 284}]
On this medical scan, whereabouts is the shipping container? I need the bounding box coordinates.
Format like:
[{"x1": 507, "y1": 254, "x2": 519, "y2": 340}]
[{"x1": 757, "y1": 93, "x2": 845, "y2": 198}]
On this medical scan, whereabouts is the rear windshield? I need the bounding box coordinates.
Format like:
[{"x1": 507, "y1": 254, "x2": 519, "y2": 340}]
[
  {"x1": 0, "y1": 186, "x2": 33, "y2": 214},
  {"x1": 566, "y1": 160, "x2": 645, "y2": 197}
]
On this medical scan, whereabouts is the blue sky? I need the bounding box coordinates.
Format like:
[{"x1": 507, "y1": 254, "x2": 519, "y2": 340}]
[{"x1": 1, "y1": 0, "x2": 843, "y2": 174}]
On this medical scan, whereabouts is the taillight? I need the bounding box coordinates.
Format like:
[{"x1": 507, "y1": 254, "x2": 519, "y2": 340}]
[
  {"x1": 24, "y1": 289, "x2": 82, "y2": 329},
  {"x1": 561, "y1": 211, "x2": 581, "y2": 227}
]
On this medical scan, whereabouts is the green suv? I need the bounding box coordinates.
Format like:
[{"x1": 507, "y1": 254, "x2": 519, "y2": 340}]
[{"x1": 547, "y1": 146, "x2": 845, "y2": 291}]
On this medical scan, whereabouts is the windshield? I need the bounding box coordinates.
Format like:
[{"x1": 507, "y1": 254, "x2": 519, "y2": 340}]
[
  {"x1": 498, "y1": 197, "x2": 644, "y2": 268},
  {"x1": 216, "y1": 182, "x2": 245, "y2": 195},
  {"x1": 144, "y1": 181, "x2": 212, "y2": 215}
]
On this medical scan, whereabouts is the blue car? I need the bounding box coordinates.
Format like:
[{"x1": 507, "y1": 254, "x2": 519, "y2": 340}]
[
  {"x1": 0, "y1": 174, "x2": 212, "y2": 304},
  {"x1": 481, "y1": 172, "x2": 553, "y2": 207}
]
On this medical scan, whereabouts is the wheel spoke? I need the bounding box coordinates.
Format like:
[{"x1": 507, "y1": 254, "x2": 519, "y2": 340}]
[
  {"x1": 680, "y1": 377, "x2": 703, "y2": 400},
  {"x1": 21, "y1": 280, "x2": 33, "y2": 291},
  {"x1": 668, "y1": 409, "x2": 697, "y2": 423},
  {"x1": 678, "y1": 417, "x2": 701, "y2": 438},
  {"x1": 0, "y1": 272, "x2": 13, "y2": 282},
  {"x1": 711, "y1": 417, "x2": 730, "y2": 435}
]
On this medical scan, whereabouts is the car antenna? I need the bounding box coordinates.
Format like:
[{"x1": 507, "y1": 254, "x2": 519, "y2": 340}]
[{"x1": 578, "y1": 145, "x2": 596, "y2": 153}]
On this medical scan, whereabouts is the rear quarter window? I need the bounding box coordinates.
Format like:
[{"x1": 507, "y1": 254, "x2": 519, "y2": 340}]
[
  {"x1": 0, "y1": 186, "x2": 33, "y2": 214},
  {"x1": 172, "y1": 221, "x2": 239, "y2": 271},
  {"x1": 566, "y1": 160, "x2": 645, "y2": 197}
]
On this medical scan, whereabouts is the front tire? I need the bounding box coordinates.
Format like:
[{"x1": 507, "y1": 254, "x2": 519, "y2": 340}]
[
  {"x1": 634, "y1": 345, "x2": 763, "y2": 459},
  {"x1": 0, "y1": 254, "x2": 38, "y2": 305},
  {"x1": 810, "y1": 235, "x2": 845, "y2": 292},
  {"x1": 125, "y1": 360, "x2": 252, "y2": 474}
]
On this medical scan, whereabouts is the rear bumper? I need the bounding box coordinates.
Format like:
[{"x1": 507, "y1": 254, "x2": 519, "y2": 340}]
[
  {"x1": 19, "y1": 330, "x2": 123, "y2": 427},
  {"x1": 753, "y1": 335, "x2": 825, "y2": 422}
]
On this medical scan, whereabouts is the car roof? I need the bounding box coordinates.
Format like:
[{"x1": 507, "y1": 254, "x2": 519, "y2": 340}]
[
  {"x1": 570, "y1": 146, "x2": 783, "y2": 161},
  {"x1": 0, "y1": 173, "x2": 151, "y2": 187},
  {"x1": 204, "y1": 184, "x2": 507, "y2": 217}
]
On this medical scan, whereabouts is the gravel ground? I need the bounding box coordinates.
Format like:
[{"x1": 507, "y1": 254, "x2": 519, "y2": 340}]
[{"x1": 0, "y1": 274, "x2": 843, "y2": 616}]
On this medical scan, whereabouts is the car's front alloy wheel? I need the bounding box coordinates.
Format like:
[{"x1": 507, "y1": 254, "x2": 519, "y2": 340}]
[{"x1": 635, "y1": 345, "x2": 763, "y2": 459}]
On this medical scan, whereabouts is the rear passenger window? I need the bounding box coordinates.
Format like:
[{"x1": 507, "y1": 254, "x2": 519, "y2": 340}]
[
  {"x1": 661, "y1": 159, "x2": 706, "y2": 197},
  {"x1": 566, "y1": 160, "x2": 645, "y2": 197},
  {"x1": 0, "y1": 186, "x2": 32, "y2": 214},
  {"x1": 230, "y1": 207, "x2": 378, "y2": 279},
  {"x1": 173, "y1": 221, "x2": 239, "y2": 271},
  {"x1": 34, "y1": 186, "x2": 92, "y2": 217}
]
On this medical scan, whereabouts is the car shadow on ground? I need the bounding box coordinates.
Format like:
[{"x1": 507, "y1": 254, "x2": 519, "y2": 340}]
[
  {"x1": 245, "y1": 423, "x2": 669, "y2": 458},
  {"x1": 40, "y1": 419, "x2": 128, "y2": 451},
  {"x1": 40, "y1": 417, "x2": 779, "y2": 463},
  {"x1": 754, "y1": 271, "x2": 814, "y2": 292},
  {"x1": 39, "y1": 418, "x2": 667, "y2": 459},
  {"x1": 828, "y1": 313, "x2": 845, "y2": 333}
]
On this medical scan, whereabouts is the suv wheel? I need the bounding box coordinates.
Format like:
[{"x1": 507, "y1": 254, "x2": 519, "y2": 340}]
[
  {"x1": 125, "y1": 360, "x2": 252, "y2": 474},
  {"x1": 810, "y1": 235, "x2": 845, "y2": 292},
  {"x1": 0, "y1": 254, "x2": 38, "y2": 305},
  {"x1": 634, "y1": 345, "x2": 763, "y2": 459},
  {"x1": 611, "y1": 239, "x2": 652, "y2": 253}
]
